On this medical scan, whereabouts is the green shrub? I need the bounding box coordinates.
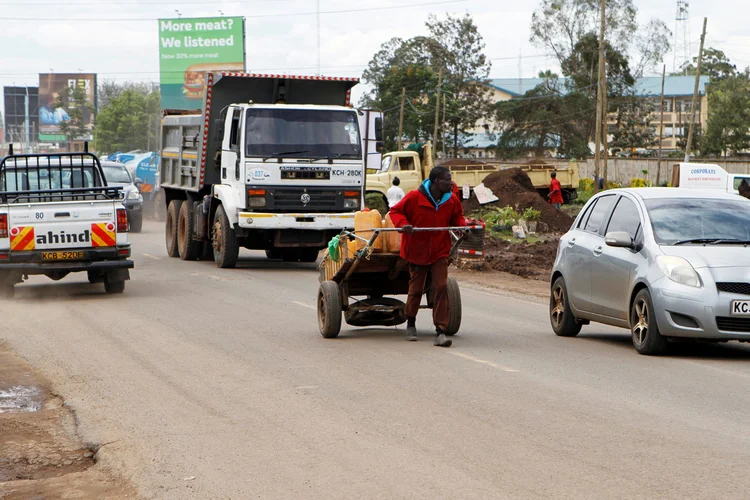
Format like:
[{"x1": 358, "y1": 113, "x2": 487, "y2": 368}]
[
  {"x1": 629, "y1": 178, "x2": 652, "y2": 188},
  {"x1": 522, "y1": 207, "x2": 541, "y2": 222},
  {"x1": 365, "y1": 193, "x2": 387, "y2": 214},
  {"x1": 579, "y1": 178, "x2": 594, "y2": 191}
]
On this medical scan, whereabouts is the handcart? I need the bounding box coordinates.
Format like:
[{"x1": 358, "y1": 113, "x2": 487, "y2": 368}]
[{"x1": 316, "y1": 226, "x2": 481, "y2": 339}]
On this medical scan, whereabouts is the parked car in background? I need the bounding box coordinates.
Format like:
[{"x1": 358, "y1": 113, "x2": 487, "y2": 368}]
[
  {"x1": 550, "y1": 187, "x2": 750, "y2": 355},
  {"x1": 101, "y1": 161, "x2": 143, "y2": 232}
]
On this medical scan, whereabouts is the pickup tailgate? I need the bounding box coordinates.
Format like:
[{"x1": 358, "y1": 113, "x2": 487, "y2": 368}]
[{"x1": 4, "y1": 200, "x2": 122, "y2": 253}]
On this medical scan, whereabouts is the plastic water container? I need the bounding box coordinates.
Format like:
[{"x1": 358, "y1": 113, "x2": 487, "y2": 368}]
[
  {"x1": 383, "y1": 213, "x2": 402, "y2": 254},
  {"x1": 348, "y1": 210, "x2": 384, "y2": 254}
]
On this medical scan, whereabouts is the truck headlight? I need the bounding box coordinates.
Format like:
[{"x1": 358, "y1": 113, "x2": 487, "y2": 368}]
[
  {"x1": 127, "y1": 190, "x2": 143, "y2": 201},
  {"x1": 656, "y1": 255, "x2": 701, "y2": 288},
  {"x1": 247, "y1": 189, "x2": 267, "y2": 208},
  {"x1": 343, "y1": 191, "x2": 360, "y2": 210}
]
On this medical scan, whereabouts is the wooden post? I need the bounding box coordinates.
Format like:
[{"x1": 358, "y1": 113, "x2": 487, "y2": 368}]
[
  {"x1": 592, "y1": 0, "x2": 606, "y2": 193},
  {"x1": 441, "y1": 94, "x2": 447, "y2": 157},
  {"x1": 602, "y1": 75, "x2": 608, "y2": 188},
  {"x1": 656, "y1": 65, "x2": 666, "y2": 185},
  {"x1": 397, "y1": 87, "x2": 406, "y2": 150},
  {"x1": 685, "y1": 17, "x2": 707, "y2": 163},
  {"x1": 432, "y1": 67, "x2": 443, "y2": 162}
]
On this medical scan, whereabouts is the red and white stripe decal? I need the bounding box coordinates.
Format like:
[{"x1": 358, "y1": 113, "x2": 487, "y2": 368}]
[
  {"x1": 200, "y1": 73, "x2": 214, "y2": 186},
  {"x1": 220, "y1": 72, "x2": 359, "y2": 83},
  {"x1": 458, "y1": 249, "x2": 484, "y2": 256}
]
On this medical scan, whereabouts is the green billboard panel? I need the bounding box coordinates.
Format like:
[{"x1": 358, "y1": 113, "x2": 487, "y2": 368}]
[{"x1": 158, "y1": 16, "x2": 245, "y2": 110}]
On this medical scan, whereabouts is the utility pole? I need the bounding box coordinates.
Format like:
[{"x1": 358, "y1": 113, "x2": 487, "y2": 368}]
[
  {"x1": 441, "y1": 94, "x2": 447, "y2": 157},
  {"x1": 602, "y1": 73, "x2": 608, "y2": 187},
  {"x1": 397, "y1": 87, "x2": 406, "y2": 150},
  {"x1": 592, "y1": 0, "x2": 606, "y2": 193},
  {"x1": 656, "y1": 64, "x2": 666, "y2": 185},
  {"x1": 685, "y1": 17, "x2": 707, "y2": 162},
  {"x1": 432, "y1": 67, "x2": 443, "y2": 162}
]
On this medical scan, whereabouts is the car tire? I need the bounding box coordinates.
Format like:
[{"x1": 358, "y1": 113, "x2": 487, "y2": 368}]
[
  {"x1": 212, "y1": 205, "x2": 238, "y2": 269},
  {"x1": 130, "y1": 214, "x2": 143, "y2": 233},
  {"x1": 166, "y1": 200, "x2": 183, "y2": 258},
  {"x1": 178, "y1": 201, "x2": 201, "y2": 261},
  {"x1": 630, "y1": 288, "x2": 668, "y2": 355},
  {"x1": 550, "y1": 276, "x2": 582, "y2": 337}
]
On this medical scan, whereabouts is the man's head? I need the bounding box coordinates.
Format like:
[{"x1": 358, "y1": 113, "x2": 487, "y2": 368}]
[
  {"x1": 392, "y1": 176, "x2": 401, "y2": 186},
  {"x1": 551, "y1": 172, "x2": 557, "y2": 179},
  {"x1": 429, "y1": 166, "x2": 453, "y2": 194}
]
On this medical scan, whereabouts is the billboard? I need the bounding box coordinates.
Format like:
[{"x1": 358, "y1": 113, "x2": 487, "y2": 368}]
[
  {"x1": 158, "y1": 16, "x2": 246, "y2": 110},
  {"x1": 38, "y1": 74, "x2": 97, "y2": 141},
  {"x1": 3, "y1": 86, "x2": 39, "y2": 143}
]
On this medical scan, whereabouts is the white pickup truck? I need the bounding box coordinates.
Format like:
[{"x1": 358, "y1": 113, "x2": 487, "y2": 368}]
[{"x1": 0, "y1": 150, "x2": 134, "y2": 296}]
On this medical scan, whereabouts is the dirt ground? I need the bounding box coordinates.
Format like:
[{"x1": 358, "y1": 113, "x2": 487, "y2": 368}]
[{"x1": 0, "y1": 343, "x2": 135, "y2": 499}]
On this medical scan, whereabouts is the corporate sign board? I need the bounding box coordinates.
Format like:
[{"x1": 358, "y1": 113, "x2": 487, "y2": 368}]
[
  {"x1": 38, "y1": 74, "x2": 97, "y2": 141},
  {"x1": 678, "y1": 162, "x2": 728, "y2": 190},
  {"x1": 158, "y1": 16, "x2": 246, "y2": 110}
]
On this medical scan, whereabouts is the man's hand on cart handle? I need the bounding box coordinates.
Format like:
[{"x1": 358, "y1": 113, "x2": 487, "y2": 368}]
[{"x1": 402, "y1": 225, "x2": 414, "y2": 234}]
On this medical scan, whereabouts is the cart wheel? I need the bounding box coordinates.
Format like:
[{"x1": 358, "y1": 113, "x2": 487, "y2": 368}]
[
  {"x1": 318, "y1": 281, "x2": 343, "y2": 338},
  {"x1": 445, "y1": 277, "x2": 462, "y2": 336}
]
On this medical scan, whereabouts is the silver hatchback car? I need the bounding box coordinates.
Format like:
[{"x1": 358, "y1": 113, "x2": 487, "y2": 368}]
[{"x1": 550, "y1": 187, "x2": 750, "y2": 355}]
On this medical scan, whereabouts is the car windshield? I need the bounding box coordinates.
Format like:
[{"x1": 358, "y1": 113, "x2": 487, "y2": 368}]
[
  {"x1": 102, "y1": 165, "x2": 132, "y2": 184},
  {"x1": 645, "y1": 197, "x2": 750, "y2": 244},
  {"x1": 245, "y1": 108, "x2": 361, "y2": 159}
]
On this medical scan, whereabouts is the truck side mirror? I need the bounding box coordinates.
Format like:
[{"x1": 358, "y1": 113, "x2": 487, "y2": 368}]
[
  {"x1": 376, "y1": 142, "x2": 385, "y2": 154},
  {"x1": 214, "y1": 119, "x2": 224, "y2": 150},
  {"x1": 374, "y1": 117, "x2": 383, "y2": 142}
]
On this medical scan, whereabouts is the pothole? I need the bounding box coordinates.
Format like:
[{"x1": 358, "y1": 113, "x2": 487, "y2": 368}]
[{"x1": 0, "y1": 386, "x2": 43, "y2": 413}]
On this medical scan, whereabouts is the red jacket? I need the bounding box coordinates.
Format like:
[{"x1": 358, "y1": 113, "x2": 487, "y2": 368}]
[
  {"x1": 389, "y1": 182, "x2": 466, "y2": 266},
  {"x1": 549, "y1": 178, "x2": 564, "y2": 204}
]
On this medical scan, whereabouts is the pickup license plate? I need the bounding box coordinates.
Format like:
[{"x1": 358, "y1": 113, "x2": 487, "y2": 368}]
[
  {"x1": 730, "y1": 300, "x2": 750, "y2": 316},
  {"x1": 41, "y1": 251, "x2": 85, "y2": 261}
]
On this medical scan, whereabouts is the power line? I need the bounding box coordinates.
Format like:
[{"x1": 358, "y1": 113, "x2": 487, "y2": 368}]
[
  {"x1": 0, "y1": 0, "x2": 466, "y2": 21},
  {"x1": 0, "y1": 0, "x2": 288, "y2": 4}
]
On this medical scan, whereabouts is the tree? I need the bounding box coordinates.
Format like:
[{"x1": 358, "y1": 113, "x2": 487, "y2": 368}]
[
  {"x1": 609, "y1": 90, "x2": 658, "y2": 153},
  {"x1": 702, "y1": 76, "x2": 750, "y2": 156},
  {"x1": 675, "y1": 47, "x2": 737, "y2": 80},
  {"x1": 94, "y1": 87, "x2": 161, "y2": 153},
  {"x1": 361, "y1": 13, "x2": 493, "y2": 155}
]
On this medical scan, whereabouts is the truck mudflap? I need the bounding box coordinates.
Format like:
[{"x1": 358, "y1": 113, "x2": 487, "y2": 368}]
[{"x1": 237, "y1": 212, "x2": 354, "y2": 230}]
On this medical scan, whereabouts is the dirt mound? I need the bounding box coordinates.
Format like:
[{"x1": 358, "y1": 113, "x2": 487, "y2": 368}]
[
  {"x1": 464, "y1": 168, "x2": 574, "y2": 232},
  {"x1": 483, "y1": 238, "x2": 559, "y2": 281}
]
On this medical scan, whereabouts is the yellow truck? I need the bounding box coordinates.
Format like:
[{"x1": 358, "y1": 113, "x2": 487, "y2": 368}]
[{"x1": 366, "y1": 142, "x2": 580, "y2": 207}]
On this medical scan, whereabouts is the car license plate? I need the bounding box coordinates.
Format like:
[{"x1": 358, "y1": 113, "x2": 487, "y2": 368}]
[
  {"x1": 41, "y1": 251, "x2": 85, "y2": 261},
  {"x1": 730, "y1": 300, "x2": 750, "y2": 316}
]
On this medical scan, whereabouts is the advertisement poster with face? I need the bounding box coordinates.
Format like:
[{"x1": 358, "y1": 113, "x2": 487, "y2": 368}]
[{"x1": 38, "y1": 73, "x2": 97, "y2": 141}]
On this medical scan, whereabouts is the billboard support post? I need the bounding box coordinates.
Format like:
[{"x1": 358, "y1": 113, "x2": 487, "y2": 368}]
[{"x1": 24, "y1": 89, "x2": 31, "y2": 154}]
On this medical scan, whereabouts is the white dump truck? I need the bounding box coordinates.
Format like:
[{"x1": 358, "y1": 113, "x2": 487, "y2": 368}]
[{"x1": 159, "y1": 72, "x2": 382, "y2": 268}]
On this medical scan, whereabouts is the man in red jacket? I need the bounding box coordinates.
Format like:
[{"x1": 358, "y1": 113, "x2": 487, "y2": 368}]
[
  {"x1": 389, "y1": 166, "x2": 466, "y2": 347},
  {"x1": 547, "y1": 171, "x2": 564, "y2": 209}
]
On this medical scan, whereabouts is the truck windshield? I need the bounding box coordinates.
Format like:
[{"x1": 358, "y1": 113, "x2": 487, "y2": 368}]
[{"x1": 245, "y1": 109, "x2": 361, "y2": 159}]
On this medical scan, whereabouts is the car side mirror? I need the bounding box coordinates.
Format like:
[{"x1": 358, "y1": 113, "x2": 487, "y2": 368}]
[
  {"x1": 135, "y1": 177, "x2": 143, "y2": 186},
  {"x1": 605, "y1": 231, "x2": 633, "y2": 248}
]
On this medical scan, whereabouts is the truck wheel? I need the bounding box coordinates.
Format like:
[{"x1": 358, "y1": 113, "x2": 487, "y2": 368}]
[
  {"x1": 445, "y1": 277, "x2": 462, "y2": 336},
  {"x1": 166, "y1": 199, "x2": 183, "y2": 258},
  {"x1": 104, "y1": 279, "x2": 125, "y2": 294},
  {"x1": 130, "y1": 214, "x2": 143, "y2": 233},
  {"x1": 300, "y1": 248, "x2": 320, "y2": 263},
  {"x1": 178, "y1": 201, "x2": 201, "y2": 261},
  {"x1": 281, "y1": 248, "x2": 302, "y2": 262},
  {"x1": 212, "y1": 205, "x2": 239, "y2": 269},
  {"x1": 318, "y1": 281, "x2": 342, "y2": 338},
  {"x1": 265, "y1": 248, "x2": 281, "y2": 260}
]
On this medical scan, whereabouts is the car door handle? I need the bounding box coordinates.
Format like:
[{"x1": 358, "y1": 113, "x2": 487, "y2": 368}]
[
  {"x1": 567, "y1": 238, "x2": 576, "y2": 247},
  {"x1": 593, "y1": 246, "x2": 603, "y2": 256}
]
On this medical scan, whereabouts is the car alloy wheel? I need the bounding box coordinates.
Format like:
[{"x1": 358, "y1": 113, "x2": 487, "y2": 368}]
[
  {"x1": 551, "y1": 284, "x2": 566, "y2": 330},
  {"x1": 632, "y1": 297, "x2": 649, "y2": 346}
]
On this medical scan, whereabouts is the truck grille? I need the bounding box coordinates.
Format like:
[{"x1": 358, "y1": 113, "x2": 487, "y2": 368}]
[
  {"x1": 716, "y1": 316, "x2": 750, "y2": 332},
  {"x1": 258, "y1": 187, "x2": 353, "y2": 213},
  {"x1": 716, "y1": 282, "x2": 750, "y2": 296}
]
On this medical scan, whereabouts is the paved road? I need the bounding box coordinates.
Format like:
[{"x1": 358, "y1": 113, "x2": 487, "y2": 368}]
[{"x1": 2, "y1": 220, "x2": 750, "y2": 499}]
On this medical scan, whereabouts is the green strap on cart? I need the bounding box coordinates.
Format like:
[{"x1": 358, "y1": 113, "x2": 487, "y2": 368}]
[{"x1": 328, "y1": 235, "x2": 342, "y2": 262}]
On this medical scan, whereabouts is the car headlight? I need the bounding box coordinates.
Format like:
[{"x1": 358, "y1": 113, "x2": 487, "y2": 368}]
[
  {"x1": 127, "y1": 190, "x2": 143, "y2": 201},
  {"x1": 656, "y1": 255, "x2": 701, "y2": 287}
]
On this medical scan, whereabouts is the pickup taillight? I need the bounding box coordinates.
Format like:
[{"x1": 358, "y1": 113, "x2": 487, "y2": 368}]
[
  {"x1": 116, "y1": 208, "x2": 128, "y2": 233},
  {"x1": 0, "y1": 214, "x2": 7, "y2": 238}
]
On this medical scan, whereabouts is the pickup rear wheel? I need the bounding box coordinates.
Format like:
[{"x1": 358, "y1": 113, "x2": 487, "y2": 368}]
[
  {"x1": 166, "y1": 200, "x2": 183, "y2": 258},
  {"x1": 212, "y1": 205, "x2": 239, "y2": 268},
  {"x1": 178, "y1": 201, "x2": 201, "y2": 261},
  {"x1": 104, "y1": 279, "x2": 125, "y2": 294}
]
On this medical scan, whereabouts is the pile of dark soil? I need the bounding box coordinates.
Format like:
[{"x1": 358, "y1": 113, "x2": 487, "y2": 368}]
[
  {"x1": 483, "y1": 237, "x2": 559, "y2": 281},
  {"x1": 464, "y1": 168, "x2": 574, "y2": 232}
]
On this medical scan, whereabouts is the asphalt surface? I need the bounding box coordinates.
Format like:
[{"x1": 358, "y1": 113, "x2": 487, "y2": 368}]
[{"x1": 2, "y1": 220, "x2": 750, "y2": 499}]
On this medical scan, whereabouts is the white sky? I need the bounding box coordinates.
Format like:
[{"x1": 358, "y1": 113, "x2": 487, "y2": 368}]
[{"x1": 1, "y1": 0, "x2": 749, "y2": 116}]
